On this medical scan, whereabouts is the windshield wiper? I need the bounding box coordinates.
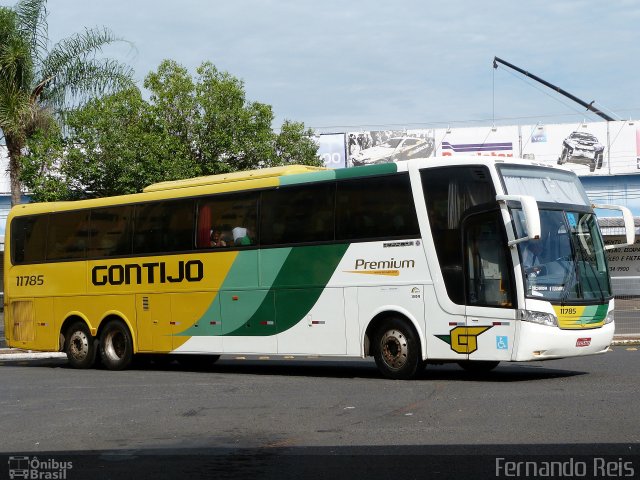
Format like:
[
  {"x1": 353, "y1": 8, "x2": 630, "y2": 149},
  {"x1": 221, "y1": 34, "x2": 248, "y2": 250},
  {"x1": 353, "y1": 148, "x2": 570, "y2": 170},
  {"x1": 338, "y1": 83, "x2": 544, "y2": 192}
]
[
  {"x1": 560, "y1": 260, "x2": 578, "y2": 306},
  {"x1": 582, "y1": 254, "x2": 606, "y2": 304},
  {"x1": 569, "y1": 233, "x2": 606, "y2": 304}
]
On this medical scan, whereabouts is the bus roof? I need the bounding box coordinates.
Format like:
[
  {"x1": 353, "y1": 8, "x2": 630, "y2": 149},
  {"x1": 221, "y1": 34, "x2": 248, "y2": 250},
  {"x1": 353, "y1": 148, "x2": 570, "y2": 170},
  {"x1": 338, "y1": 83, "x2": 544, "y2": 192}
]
[{"x1": 143, "y1": 165, "x2": 327, "y2": 192}]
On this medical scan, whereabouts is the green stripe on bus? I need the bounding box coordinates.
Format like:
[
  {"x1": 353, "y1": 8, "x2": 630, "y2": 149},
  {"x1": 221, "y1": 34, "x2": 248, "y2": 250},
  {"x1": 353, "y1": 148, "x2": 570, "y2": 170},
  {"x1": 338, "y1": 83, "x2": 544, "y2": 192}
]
[
  {"x1": 225, "y1": 244, "x2": 349, "y2": 336},
  {"x1": 582, "y1": 304, "x2": 608, "y2": 324},
  {"x1": 178, "y1": 244, "x2": 349, "y2": 337},
  {"x1": 279, "y1": 170, "x2": 337, "y2": 186},
  {"x1": 334, "y1": 163, "x2": 397, "y2": 179},
  {"x1": 279, "y1": 163, "x2": 398, "y2": 186}
]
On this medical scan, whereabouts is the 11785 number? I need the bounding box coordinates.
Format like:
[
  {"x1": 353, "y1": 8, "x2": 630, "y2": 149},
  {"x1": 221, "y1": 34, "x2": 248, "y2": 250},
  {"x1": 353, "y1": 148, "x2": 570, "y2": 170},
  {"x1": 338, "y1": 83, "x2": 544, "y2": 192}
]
[{"x1": 16, "y1": 275, "x2": 44, "y2": 286}]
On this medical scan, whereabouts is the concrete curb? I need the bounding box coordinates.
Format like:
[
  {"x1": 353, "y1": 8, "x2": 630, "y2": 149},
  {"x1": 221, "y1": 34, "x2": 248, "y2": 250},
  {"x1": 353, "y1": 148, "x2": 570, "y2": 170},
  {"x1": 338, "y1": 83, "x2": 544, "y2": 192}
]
[
  {"x1": 0, "y1": 349, "x2": 66, "y2": 360},
  {"x1": 611, "y1": 339, "x2": 640, "y2": 346}
]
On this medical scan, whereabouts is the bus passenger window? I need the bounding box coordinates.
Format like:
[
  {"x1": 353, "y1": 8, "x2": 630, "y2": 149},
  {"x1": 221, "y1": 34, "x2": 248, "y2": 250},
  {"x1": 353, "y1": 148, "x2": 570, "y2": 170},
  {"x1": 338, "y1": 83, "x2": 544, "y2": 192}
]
[
  {"x1": 421, "y1": 166, "x2": 496, "y2": 305},
  {"x1": 88, "y1": 206, "x2": 133, "y2": 258},
  {"x1": 11, "y1": 215, "x2": 48, "y2": 264},
  {"x1": 47, "y1": 211, "x2": 90, "y2": 261},
  {"x1": 133, "y1": 200, "x2": 195, "y2": 254},
  {"x1": 260, "y1": 183, "x2": 334, "y2": 246},
  {"x1": 464, "y1": 211, "x2": 513, "y2": 308},
  {"x1": 335, "y1": 174, "x2": 419, "y2": 241},
  {"x1": 196, "y1": 192, "x2": 258, "y2": 249}
]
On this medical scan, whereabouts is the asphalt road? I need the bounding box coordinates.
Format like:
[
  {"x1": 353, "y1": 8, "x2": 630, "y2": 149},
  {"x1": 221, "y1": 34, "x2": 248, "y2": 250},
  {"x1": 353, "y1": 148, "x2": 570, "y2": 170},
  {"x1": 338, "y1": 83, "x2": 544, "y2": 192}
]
[
  {"x1": 1, "y1": 348, "x2": 639, "y2": 450},
  {"x1": 2, "y1": 348, "x2": 639, "y2": 479}
]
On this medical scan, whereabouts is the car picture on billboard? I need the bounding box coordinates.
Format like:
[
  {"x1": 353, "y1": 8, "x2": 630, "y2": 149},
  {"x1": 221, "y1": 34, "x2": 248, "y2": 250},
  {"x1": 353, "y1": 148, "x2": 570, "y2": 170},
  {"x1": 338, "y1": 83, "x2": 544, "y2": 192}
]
[
  {"x1": 347, "y1": 130, "x2": 434, "y2": 166},
  {"x1": 557, "y1": 130, "x2": 605, "y2": 172},
  {"x1": 521, "y1": 122, "x2": 613, "y2": 175}
]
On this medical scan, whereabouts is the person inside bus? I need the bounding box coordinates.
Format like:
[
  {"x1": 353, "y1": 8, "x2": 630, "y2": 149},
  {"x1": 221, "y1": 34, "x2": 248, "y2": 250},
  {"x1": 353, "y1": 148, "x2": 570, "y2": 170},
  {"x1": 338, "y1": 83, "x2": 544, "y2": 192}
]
[
  {"x1": 210, "y1": 228, "x2": 227, "y2": 247},
  {"x1": 232, "y1": 226, "x2": 253, "y2": 246},
  {"x1": 521, "y1": 227, "x2": 555, "y2": 278},
  {"x1": 520, "y1": 210, "x2": 557, "y2": 268},
  {"x1": 522, "y1": 237, "x2": 545, "y2": 267}
]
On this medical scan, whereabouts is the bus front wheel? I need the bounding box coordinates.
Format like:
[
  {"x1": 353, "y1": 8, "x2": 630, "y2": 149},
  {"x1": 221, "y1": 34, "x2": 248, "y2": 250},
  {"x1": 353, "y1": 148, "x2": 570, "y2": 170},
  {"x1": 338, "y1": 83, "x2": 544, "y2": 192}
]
[
  {"x1": 373, "y1": 318, "x2": 422, "y2": 380},
  {"x1": 65, "y1": 321, "x2": 97, "y2": 369},
  {"x1": 100, "y1": 320, "x2": 133, "y2": 370}
]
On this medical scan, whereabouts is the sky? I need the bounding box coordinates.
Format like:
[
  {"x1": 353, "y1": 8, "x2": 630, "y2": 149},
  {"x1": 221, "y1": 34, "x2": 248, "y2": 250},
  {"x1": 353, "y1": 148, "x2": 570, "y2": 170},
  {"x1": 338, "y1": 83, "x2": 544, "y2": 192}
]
[{"x1": 7, "y1": 0, "x2": 640, "y2": 132}]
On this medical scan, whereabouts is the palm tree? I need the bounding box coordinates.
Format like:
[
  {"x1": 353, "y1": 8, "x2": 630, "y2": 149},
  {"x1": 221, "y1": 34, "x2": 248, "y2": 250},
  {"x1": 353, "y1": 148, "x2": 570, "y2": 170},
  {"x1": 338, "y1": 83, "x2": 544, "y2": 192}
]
[{"x1": 0, "y1": 0, "x2": 133, "y2": 205}]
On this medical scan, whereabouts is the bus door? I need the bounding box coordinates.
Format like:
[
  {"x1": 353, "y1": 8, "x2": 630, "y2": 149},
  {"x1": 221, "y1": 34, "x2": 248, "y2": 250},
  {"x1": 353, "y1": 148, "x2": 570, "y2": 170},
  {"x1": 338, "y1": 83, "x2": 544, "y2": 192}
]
[
  {"x1": 136, "y1": 294, "x2": 173, "y2": 352},
  {"x1": 462, "y1": 209, "x2": 517, "y2": 361}
]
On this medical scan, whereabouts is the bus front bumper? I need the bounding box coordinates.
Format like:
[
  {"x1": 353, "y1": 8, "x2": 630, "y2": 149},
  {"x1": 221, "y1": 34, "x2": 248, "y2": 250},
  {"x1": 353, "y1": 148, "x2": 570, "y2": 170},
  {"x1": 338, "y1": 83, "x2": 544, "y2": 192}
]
[{"x1": 514, "y1": 321, "x2": 615, "y2": 361}]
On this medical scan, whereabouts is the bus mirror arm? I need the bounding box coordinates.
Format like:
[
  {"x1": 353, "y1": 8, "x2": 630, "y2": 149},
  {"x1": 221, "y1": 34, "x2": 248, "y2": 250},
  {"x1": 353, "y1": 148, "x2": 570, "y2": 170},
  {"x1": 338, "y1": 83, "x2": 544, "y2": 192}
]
[
  {"x1": 496, "y1": 194, "x2": 541, "y2": 247},
  {"x1": 592, "y1": 204, "x2": 635, "y2": 249}
]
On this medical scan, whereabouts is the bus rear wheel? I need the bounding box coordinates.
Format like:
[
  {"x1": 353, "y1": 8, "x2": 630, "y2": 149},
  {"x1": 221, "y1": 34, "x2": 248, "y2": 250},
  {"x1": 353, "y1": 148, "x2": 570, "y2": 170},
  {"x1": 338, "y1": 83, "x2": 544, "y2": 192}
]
[
  {"x1": 65, "y1": 321, "x2": 97, "y2": 369},
  {"x1": 100, "y1": 320, "x2": 133, "y2": 370},
  {"x1": 373, "y1": 318, "x2": 422, "y2": 380}
]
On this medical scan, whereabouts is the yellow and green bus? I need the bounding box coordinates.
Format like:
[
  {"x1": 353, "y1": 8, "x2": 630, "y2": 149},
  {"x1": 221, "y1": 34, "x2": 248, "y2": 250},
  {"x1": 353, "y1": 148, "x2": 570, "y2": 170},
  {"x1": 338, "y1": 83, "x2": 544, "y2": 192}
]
[{"x1": 3, "y1": 158, "x2": 633, "y2": 379}]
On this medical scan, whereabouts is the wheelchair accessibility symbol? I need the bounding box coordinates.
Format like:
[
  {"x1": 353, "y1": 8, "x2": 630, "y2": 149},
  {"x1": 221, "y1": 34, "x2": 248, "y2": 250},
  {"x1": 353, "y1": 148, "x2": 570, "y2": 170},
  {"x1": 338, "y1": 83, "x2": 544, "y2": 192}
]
[{"x1": 496, "y1": 336, "x2": 508, "y2": 350}]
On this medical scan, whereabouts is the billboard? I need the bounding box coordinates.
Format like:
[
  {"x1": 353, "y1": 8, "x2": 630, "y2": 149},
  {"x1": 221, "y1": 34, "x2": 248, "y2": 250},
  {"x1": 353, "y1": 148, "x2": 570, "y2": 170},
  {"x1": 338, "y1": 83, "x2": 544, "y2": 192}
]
[
  {"x1": 338, "y1": 121, "x2": 639, "y2": 175},
  {"x1": 314, "y1": 133, "x2": 347, "y2": 169}
]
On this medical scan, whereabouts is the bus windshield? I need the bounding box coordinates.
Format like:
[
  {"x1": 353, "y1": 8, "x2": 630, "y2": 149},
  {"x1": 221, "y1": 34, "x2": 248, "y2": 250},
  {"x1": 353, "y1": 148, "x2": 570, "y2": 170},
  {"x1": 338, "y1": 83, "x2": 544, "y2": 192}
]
[
  {"x1": 513, "y1": 208, "x2": 611, "y2": 301},
  {"x1": 498, "y1": 165, "x2": 591, "y2": 205}
]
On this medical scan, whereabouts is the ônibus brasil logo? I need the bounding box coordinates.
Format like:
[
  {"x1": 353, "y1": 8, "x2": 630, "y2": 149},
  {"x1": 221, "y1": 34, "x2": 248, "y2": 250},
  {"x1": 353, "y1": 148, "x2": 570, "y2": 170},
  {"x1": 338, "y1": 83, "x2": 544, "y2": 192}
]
[{"x1": 8, "y1": 456, "x2": 72, "y2": 479}]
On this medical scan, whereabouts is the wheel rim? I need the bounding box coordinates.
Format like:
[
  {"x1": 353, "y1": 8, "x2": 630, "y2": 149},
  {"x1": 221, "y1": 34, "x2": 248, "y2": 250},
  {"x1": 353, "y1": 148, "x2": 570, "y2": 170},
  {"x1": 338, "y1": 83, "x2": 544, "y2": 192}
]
[
  {"x1": 69, "y1": 331, "x2": 89, "y2": 361},
  {"x1": 380, "y1": 329, "x2": 408, "y2": 370},
  {"x1": 104, "y1": 330, "x2": 125, "y2": 361}
]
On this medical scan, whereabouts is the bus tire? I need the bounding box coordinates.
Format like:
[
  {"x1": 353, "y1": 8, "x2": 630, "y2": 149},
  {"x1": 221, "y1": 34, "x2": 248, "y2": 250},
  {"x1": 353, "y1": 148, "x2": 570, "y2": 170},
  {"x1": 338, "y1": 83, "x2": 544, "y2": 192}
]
[
  {"x1": 373, "y1": 317, "x2": 422, "y2": 380},
  {"x1": 457, "y1": 360, "x2": 500, "y2": 373},
  {"x1": 65, "y1": 321, "x2": 97, "y2": 369},
  {"x1": 99, "y1": 320, "x2": 134, "y2": 370}
]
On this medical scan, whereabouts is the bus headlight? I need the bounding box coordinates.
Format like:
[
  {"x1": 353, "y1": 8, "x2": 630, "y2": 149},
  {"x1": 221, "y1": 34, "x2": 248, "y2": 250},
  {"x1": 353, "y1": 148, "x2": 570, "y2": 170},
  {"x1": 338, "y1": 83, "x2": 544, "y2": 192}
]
[
  {"x1": 519, "y1": 309, "x2": 558, "y2": 327},
  {"x1": 604, "y1": 311, "x2": 614, "y2": 325}
]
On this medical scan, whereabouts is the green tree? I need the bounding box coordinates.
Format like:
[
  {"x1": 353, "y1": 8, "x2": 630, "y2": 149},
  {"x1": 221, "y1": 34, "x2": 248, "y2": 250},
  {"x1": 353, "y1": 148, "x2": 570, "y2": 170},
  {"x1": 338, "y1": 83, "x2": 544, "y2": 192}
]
[
  {"x1": 21, "y1": 60, "x2": 321, "y2": 200},
  {"x1": 0, "y1": 0, "x2": 133, "y2": 205},
  {"x1": 148, "y1": 60, "x2": 321, "y2": 174}
]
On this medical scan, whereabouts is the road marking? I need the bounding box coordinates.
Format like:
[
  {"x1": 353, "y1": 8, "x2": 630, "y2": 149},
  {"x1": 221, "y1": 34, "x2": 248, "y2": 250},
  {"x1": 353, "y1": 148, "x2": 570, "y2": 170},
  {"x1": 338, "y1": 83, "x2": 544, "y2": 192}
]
[{"x1": 626, "y1": 347, "x2": 638, "y2": 351}]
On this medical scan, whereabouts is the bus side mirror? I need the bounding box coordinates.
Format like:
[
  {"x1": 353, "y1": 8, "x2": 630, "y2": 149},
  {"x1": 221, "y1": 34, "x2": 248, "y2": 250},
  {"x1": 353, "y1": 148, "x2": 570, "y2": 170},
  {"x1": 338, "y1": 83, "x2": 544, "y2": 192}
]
[
  {"x1": 592, "y1": 204, "x2": 635, "y2": 249},
  {"x1": 496, "y1": 194, "x2": 541, "y2": 247}
]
